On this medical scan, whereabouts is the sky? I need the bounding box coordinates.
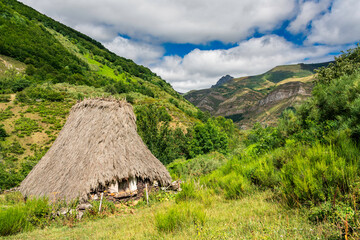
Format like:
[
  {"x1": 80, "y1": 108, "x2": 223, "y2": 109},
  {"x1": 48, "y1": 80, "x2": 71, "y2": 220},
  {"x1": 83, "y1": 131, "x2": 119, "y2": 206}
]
[{"x1": 20, "y1": 0, "x2": 360, "y2": 93}]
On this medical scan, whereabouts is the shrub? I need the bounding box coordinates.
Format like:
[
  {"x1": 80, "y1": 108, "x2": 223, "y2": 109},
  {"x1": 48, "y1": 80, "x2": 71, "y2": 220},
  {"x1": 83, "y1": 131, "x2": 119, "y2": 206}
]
[
  {"x1": 187, "y1": 119, "x2": 229, "y2": 158},
  {"x1": 167, "y1": 152, "x2": 227, "y2": 180},
  {"x1": 0, "y1": 204, "x2": 29, "y2": 236},
  {"x1": 0, "y1": 126, "x2": 8, "y2": 140},
  {"x1": 279, "y1": 143, "x2": 358, "y2": 206},
  {"x1": 201, "y1": 157, "x2": 252, "y2": 200},
  {"x1": 25, "y1": 198, "x2": 51, "y2": 227},
  {"x1": 4, "y1": 191, "x2": 24, "y2": 204},
  {"x1": 0, "y1": 95, "x2": 10, "y2": 102},
  {"x1": 0, "y1": 197, "x2": 51, "y2": 236},
  {"x1": 14, "y1": 117, "x2": 42, "y2": 137}
]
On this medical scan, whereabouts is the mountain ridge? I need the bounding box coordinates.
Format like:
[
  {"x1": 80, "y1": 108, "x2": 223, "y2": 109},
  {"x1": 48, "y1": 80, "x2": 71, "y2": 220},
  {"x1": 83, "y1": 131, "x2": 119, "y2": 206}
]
[{"x1": 185, "y1": 62, "x2": 331, "y2": 128}]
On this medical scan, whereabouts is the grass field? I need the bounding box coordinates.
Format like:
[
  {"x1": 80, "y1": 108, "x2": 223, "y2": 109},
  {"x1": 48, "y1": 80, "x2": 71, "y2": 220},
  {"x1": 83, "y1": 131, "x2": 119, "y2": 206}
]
[{"x1": 4, "y1": 190, "x2": 336, "y2": 240}]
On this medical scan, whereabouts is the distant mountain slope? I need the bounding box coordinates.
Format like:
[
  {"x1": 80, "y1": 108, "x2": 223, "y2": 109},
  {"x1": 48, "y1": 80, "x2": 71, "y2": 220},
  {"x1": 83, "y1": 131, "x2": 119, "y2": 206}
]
[{"x1": 185, "y1": 62, "x2": 331, "y2": 128}]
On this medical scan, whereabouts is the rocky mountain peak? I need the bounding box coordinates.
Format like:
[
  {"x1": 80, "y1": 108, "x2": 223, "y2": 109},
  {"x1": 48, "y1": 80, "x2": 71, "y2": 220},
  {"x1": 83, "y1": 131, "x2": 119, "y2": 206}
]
[{"x1": 211, "y1": 75, "x2": 234, "y2": 88}]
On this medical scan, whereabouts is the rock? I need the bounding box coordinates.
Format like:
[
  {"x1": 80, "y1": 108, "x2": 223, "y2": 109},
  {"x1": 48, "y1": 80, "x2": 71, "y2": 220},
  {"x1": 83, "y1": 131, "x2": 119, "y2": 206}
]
[
  {"x1": 77, "y1": 211, "x2": 84, "y2": 220},
  {"x1": 58, "y1": 207, "x2": 69, "y2": 216},
  {"x1": 77, "y1": 203, "x2": 92, "y2": 210},
  {"x1": 170, "y1": 180, "x2": 182, "y2": 191}
]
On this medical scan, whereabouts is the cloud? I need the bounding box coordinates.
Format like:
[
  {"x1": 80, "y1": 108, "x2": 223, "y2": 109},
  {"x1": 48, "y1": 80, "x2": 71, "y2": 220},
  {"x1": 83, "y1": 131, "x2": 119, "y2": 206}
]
[
  {"x1": 307, "y1": 0, "x2": 360, "y2": 45},
  {"x1": 104, "y1": 37, "x2": 164, "y2": 65},
  {"x1": 287, "y1": 0, "x2": 332, "y2": 34},
  {"x1": 152, "y1": 35, "x2": 337, "y2": 93},
  {"x1": 21, "y1": 0, "x2": 296, "y2": 44}
]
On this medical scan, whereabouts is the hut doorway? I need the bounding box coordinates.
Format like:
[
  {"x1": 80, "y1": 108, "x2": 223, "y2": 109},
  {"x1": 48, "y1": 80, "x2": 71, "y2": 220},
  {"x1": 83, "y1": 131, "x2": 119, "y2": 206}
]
[{"x1": 108, "y1": 177, "x2": 138, "y2": 196}]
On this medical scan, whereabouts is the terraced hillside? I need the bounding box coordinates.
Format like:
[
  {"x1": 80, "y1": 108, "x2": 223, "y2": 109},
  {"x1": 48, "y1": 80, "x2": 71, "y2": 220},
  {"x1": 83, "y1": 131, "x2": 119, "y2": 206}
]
[{"x1": 185, "y1": 62, "x2": 330, "y2": 128}]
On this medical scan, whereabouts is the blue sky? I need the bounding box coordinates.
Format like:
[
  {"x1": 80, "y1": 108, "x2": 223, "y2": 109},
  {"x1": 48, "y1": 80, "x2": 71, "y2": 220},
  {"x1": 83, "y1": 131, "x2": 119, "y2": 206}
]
[{"x1": 21, "y1": 0, "x2": 360, "y2": 92}]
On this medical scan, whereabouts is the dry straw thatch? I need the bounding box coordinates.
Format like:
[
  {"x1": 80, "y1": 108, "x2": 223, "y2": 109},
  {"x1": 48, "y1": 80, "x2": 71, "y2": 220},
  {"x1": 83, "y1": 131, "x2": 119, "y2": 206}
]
[{"x1": 20, "y1": 98, "x2": 172, "y2": 201}]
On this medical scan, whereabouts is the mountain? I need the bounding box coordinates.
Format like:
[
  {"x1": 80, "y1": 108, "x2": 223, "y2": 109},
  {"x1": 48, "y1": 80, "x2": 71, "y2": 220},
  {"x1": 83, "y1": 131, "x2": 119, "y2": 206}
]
[
  {"x1": 211, "y1": 75, "x2": 233, "y2": 88},
  {"x1": 184, "y1": 62, "x2": 331, "y2": 128},
  {"x1": 0, "y1": 0, "x2": 200, "y2": 189}
]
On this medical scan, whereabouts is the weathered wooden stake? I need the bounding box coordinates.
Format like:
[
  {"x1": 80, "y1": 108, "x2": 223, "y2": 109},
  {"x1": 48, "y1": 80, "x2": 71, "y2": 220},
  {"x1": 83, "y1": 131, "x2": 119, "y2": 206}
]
[
  {"x1": 99, "y1": 192, "x2": 104, "y2": 213},
  {"x1": 145, "y1": 183, "x2": 149, "y2": 205}
]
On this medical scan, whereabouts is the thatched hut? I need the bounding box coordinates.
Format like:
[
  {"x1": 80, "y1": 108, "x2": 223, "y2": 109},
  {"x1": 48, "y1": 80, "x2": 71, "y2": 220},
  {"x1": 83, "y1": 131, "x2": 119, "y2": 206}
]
[{"x1": 20, "y1": 98, "x2": 172, "y2": 202}]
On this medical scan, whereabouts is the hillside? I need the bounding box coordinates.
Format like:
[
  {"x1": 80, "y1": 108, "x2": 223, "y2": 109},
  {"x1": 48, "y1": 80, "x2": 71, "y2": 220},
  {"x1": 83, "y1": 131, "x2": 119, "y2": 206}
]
[
  {"x1": 185, "y1": 62, "x2": 330, "y2": 128},
  {"x1": 0, "y1": 0, "x2": 202, "y2": 190}
]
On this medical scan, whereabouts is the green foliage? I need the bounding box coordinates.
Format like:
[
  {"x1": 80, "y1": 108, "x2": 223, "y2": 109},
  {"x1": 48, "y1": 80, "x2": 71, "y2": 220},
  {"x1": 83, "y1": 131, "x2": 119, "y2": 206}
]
[
  {"x1": 316, "y1": 44, "x2": 360, "y2": 85},
  {"x1": 0, "y1": 71, "x2": 31, "y2": 94},
  {"x1": 14, "y1": 117, "x2": 42, "y2": 137},
  {"x1": 88, "y1": 199, "x2": 116, "y2": 216},
  {"x1": 280, "y1": 143, "x2": 358, "y2": 206},
  {"x1": 4, "y1": 191, "x2": 24, "y2": 204},
  {"x1": 0, "y1": 126, "x2": 8, "y2": 140},
  {"x1": 167, "y1": 152, "x2": 227, "y2": 180},
  {"x1": 135, "y1": 104, "x2": 188, "y2": 164},
  {"x1": 0, "y1": 196, "x2": 51, "y2": 236},
  {"x1": 187, "y1": 118, "x2": 229, "y2": 158},
  {"x1": 144, "y1": 190, "x2": 176, "y2": 205},
  {"x1": 0, "y1": 107, "x2": 14, "y2": 121},
  {"x1": 175, "y1": 181, "x2": 197, "y2": 202},
  {"x1": 201, "y1": 157, "x2": 253, "y2": 199},
  {"x1": 175, "y1": 181, "x2": 214, "y2": 206},
  {"x1": 155, "y1": 203, "x2": 206, "y2": 233},
  {"x1": 0, "y1": 95, "x2": 10, "y2": 102},
  {"x1": 0, "y1": 203, "x2": 29, "y2": 236},
  {"x1": 17, "y1": 86, "x2": 65, "y2": 102},
  {"x1": 245, "y1": 122, "x2": 284, "y2": 155}
]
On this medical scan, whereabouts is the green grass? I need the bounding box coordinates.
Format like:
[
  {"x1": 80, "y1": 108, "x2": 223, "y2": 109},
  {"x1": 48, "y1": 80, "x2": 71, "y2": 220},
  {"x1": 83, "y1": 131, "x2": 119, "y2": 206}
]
[{"x1": 4, "y1": 191, "x2": 337, "y2": 239}]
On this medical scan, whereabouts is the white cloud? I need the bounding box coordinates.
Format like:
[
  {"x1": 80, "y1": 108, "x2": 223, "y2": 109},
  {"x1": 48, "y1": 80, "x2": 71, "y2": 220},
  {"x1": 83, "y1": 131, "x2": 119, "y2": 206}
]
[
  {"x1": 104, "y1": 37, "x2": 164, "y2": 65},
  {"x1": 21, "y1": 0, "x2": 296, "y2": 44},
  {"x1": 287, "y1": 0, "x2": 332, "y2": 34},
  {"x1": 152, "y1": 35, "x2": 337, "y2": 93},
  {"x1": 307, "y1": 0, "x2": 360, "y2": 45}
]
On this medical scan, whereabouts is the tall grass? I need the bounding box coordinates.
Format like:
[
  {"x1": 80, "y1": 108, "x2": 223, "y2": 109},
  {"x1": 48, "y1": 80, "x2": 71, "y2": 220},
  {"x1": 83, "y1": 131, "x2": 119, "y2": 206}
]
[
  {"x1": 0, "y1": 197, "x2": 51, "y2": 236},
  {"x1": 155, "y1": 202, "x2": 206, "y2": 233},
  {"x1": 200, "y1": 140, "x2": 359, "y2": 206}
]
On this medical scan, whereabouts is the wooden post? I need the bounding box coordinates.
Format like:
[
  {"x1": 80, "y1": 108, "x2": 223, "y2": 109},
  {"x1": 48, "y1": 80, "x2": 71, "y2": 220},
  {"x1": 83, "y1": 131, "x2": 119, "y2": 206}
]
[
  {"x1": 99, "y1": 192, "x2": 104, "y2": 213},
  {"x1": 145, "y1": 183, "x2": 149, "y2": 205}
]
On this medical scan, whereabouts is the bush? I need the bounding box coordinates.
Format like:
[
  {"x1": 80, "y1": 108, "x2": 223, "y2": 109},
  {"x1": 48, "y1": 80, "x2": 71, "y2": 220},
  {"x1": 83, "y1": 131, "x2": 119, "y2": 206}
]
[
  {"x1": 167, "y1": 152, "x2": 227, "y2": 180},
  {"x1": 14, "y1": 117, "x2": 42, "y2": 137},
  {"x1": 279, "y1": 143, "x2": 358, "y2": 206},
  {"x1": 0, "y1": 126, "x2": 8, "y2": 140},
  {"x1": 0, "y1": 204, "x2": 29, "y2": 236},
  {"x1": 187, "y1": 119, "x2": 229, "y2": 158},
  {"x1": 0, "y1": 197, "x2": 51, "y2": 236},
  {"x1": 201, "y1": 157, "x2": 252, "y2": 200},
  {"x1": 0, "y1": 95, "x2": 10, "y2": 102},
  {"x1": 155, "y1": 203, "x2": 206, "y2": 233},
  {"x1": 17, "y1": 86, "x2": 64, "y2": 102},
  {"x1": 4, "y1": 192, "x2": 24, "y2": 204}
]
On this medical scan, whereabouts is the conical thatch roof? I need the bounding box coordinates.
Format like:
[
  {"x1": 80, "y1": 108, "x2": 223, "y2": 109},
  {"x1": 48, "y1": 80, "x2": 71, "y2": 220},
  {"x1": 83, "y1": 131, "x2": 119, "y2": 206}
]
[{"x1": 20, "y1": 98, "x2": 172, "y2": 201}]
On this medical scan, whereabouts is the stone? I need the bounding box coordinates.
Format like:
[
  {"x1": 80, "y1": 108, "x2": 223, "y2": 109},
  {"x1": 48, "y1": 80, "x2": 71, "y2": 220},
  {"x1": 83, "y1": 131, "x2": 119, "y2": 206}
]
[
  {"x1": 77, "y1": 211, "x2": 84, "y2": 220},
  {"x1": 77, "y1": 203, "x2": 92, "y2": 210}
]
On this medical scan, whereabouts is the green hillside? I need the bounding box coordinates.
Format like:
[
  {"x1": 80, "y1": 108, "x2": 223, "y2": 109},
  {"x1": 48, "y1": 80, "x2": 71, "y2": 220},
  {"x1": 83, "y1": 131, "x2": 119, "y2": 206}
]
[
  {"x1": 0, "y1": 0, "x2": 233, "y2": 191},
  {"x1": 185, "y1": 62, "x2": 330, "y2": 128}
]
